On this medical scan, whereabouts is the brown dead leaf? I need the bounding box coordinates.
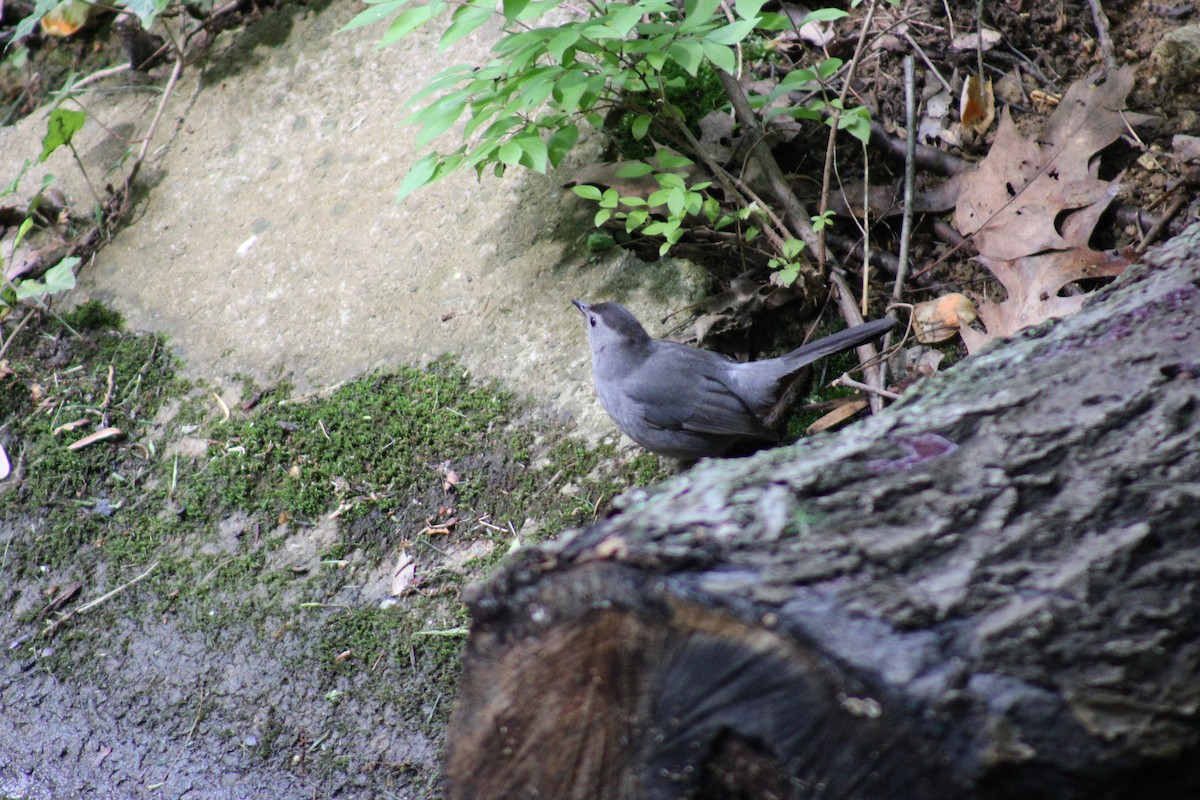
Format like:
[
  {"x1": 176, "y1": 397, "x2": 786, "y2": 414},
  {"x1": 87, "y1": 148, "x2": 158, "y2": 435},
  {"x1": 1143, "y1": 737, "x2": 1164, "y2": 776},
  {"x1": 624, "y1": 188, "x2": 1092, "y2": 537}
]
[
  {"x1": 390, "y1": 550, "x2": 417, "y2": 596},
  {"x1": 952, "y1": 67, "x2": 1148, "y2": 350},
  {"x1": 806, "y1": 399, "x2": 869, "y2": 435},
  {"x1": 67, "y1": 427, "x2": 124, "y2": 451},
  {"x1": 913, "y1": 293, "x2": 977, "y2": 343},
  {"x1": 960, "y1": 75, "x2": 995, "y2": 135},
  {"x1": 955, "y1": 66, "x2": 1148, "y2": 261},
  {"x1": 52, "y1": 418, "x2": 91, "y2": 436},
  {"x1": 959, "y1": 247, "x2": 1132, "y2": 353}
]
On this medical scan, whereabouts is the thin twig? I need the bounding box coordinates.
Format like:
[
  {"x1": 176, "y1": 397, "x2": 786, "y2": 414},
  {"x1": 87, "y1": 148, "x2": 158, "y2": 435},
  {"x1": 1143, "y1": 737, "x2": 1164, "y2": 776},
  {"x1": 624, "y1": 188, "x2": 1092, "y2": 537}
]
[
  {"x1": 715, "y1": 70, "x2": 821, "y2": 258},
  {"x1": 818, "y1": 0, "x2": 881, "y2": 268},
  {"x1": 68, "y1": 63, "x2": 134, "y2": 92},
  {"x1": 828, "y1": 270, "x2": 885, "y2": 413},
  {"x1": 1134, "y1": 193, "x2": 1187, "y2": 254},
  {"x1": 832, "y1": 373, "x2": 902, "y2": 400},
  {"x1": 1085, "y1": 0, "x2": 1118, "y2": 72},
  {"x1": 43, "y1": 561, "x2": 159, "y2": 637},
  {"x1": 884, "y1": 55, "x2": 918, "y2": 372},
  {"x1": 121, "y1": 55, "x2": 184, "y2": 215},
  {"x1": 0, "y1": 310, "x2": 37, "y2": 361}
]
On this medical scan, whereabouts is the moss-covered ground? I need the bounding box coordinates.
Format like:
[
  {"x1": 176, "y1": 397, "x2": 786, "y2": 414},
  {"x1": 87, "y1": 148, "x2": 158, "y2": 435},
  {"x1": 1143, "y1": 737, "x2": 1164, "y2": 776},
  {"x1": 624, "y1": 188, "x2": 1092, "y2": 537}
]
[{"x1": 0, "y1": 301, "x2": 668, "y2": 798}]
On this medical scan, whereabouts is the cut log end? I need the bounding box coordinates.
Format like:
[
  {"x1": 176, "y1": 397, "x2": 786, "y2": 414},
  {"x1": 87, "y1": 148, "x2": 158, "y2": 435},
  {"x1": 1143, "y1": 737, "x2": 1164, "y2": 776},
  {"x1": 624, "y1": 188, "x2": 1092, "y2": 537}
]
[{"x1": 446, "y1": 563, "x2": 952, "y2": 800}]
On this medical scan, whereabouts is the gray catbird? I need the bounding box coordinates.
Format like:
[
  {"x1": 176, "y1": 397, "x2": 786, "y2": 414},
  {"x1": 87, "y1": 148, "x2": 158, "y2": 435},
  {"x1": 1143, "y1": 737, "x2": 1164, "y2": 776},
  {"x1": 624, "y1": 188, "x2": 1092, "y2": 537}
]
[{"x1": 574, "y1": 300, "x2": 895, "y2": 459}]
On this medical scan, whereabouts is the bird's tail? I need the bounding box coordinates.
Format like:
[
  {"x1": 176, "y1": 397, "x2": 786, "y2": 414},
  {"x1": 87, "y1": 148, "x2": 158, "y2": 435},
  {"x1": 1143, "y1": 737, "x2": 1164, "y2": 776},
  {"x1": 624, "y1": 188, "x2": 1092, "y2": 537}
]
[{"x1": 778, "y1": 316, "x2": 896, "y2": 372}]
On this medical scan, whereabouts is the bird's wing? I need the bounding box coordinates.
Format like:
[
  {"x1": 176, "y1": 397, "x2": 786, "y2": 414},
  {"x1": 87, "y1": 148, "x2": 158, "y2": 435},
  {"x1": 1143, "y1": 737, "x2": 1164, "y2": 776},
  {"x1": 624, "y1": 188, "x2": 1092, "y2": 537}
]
[{"x1": 628, "y1": 361, "x2": 777, "y2": 440}]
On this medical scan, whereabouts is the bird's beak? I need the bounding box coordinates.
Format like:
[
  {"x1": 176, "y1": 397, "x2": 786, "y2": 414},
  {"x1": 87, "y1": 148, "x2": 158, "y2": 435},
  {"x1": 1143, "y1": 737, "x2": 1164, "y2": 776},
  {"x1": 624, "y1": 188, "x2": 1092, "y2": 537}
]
[{"x1": 572, "y1": 299, "x2": 589, "y2": 314}]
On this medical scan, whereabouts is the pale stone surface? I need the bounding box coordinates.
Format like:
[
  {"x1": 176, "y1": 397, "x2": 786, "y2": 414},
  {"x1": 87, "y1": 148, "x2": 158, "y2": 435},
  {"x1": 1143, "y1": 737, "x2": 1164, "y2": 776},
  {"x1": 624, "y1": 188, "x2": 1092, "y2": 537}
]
[{"x1": 0, "y1": 0, "x2": 705, "y2": 443}]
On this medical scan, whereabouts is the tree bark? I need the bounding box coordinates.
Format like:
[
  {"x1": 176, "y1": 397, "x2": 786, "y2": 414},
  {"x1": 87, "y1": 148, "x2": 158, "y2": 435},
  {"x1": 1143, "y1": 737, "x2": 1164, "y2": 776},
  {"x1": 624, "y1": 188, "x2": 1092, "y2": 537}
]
[{"x1": 446, "y1": 224, "x2": 1200, "y2": 799}]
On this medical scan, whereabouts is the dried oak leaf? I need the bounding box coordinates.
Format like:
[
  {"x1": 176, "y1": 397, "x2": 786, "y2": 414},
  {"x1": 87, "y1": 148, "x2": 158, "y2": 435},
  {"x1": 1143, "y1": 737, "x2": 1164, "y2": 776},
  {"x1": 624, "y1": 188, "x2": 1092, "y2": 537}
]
[
  {"x1": 952, "y1": 66, "x2": 1149, "y2": 351},
  {"x1": 954, "y1": 66, "x2": 1149, "y2": 260},
  {"x1": 959, "y1": 247, "x2": 1130, "y2": 353}
]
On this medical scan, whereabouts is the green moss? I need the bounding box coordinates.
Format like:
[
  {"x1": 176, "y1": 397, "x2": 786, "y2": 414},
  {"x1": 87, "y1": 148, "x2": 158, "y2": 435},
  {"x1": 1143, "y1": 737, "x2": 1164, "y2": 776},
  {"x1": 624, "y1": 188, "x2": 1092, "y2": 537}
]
[
  {"x1": 62, "y1": 300, "x2": 124, "y2": 331},
  {"x1": 0, "y1": 325, "x2": 182, "y2": 578},
  {"x1": 611, "y1": 58, "x2": 728, "y2": 159},
  {"x1": 0, "y1": 301, "x2": 672, "y2": 779}
]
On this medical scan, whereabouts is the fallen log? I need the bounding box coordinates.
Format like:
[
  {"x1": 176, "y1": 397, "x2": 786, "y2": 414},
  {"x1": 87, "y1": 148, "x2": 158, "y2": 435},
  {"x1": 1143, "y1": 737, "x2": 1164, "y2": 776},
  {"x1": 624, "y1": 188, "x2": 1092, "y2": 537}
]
[{"x1": 446, "y1": 224, "x2": 1200, "y2": 799}]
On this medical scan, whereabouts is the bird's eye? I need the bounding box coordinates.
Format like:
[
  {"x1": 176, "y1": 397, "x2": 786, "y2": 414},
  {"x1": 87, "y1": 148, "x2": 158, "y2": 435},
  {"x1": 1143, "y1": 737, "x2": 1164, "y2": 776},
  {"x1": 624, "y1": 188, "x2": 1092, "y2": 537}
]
[{"x1": 589, "y1": 317, "x2": 596, "y2": 327}]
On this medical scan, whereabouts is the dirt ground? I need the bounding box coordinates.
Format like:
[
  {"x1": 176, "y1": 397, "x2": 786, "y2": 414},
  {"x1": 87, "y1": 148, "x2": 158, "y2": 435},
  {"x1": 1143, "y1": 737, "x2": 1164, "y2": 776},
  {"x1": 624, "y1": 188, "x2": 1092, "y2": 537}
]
[{"x1": 1, "y1": 0, "x2": 1197, "y2": 797}]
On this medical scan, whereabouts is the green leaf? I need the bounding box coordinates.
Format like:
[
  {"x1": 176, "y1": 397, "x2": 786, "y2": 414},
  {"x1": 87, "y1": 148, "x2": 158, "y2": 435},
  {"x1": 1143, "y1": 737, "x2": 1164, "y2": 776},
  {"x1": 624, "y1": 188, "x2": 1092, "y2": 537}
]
[
  {"x1": 756, "y1": 11, "x2": 789, "y2": 30},
  {"x1": 611, "y1": 4, "x2": 643, "y2": 36},
  {"x1": 515, "y1": 0, "x2": 567, "y2": 21},
  {"x1": 838, "y1": 105, "x2": 872, "y2": 144},
  {"x1": 571, "y1": 184, "x2": 603, "y2": 201},
  {"x1": 1, "y1": 159, "x2": 31, "y2": 198},
  {"x1": 668, "y1": 39, "x2": 704, "y2": 76},
  {"x1": 493, "y1": 29, "x2": 547, "y2": 56},
  {"x1": 40, "y1": 108, "x2": 86, "y2": 163},
  {"x1": 803, "y1": 7, "x2": 849, "y2": 22},
  {"x1": 339, "y1": 0, "x2": 410, "y2": 32},
  {"x1": 547, "y1": 29, "x2": 580, "y2": 61},
  {"x1": 15, "y1": 217, "x2": 34, "y2": 249},
  {"x1": 618, "y1": 195, "x2": 647, "y2": 207},
  {"x1": 396, "y1": 153, "x2": 440, "y2": 201},
  {"x1": 680, "y1": 0, "x2": 720, "y2": 31},
  {"x1": 776, "y1": 66, "x2": 819, "y2": 92},
  {"x1": 594, "y1": 207, "x2": 613, "y2": 226},
  {"x1": 615, "y1": 161, "x2": 654, "y2": 178},
  {"x1": 734, "y1": 0, "x2": 767, "y2": 19},
  {"x1": 600, "y1": 188, "x2": 619, "y2": 209},
  {"x1": 502, "y1": 0, "x2": 529, "y2": 20},
  {"x1": 817, "y1": 56, "x2": 844, "y2": 79},
  {"x1": 546, "y1": 124, "x2": 579, "y2": 167},
  {"x1": 440, "y1": 1, "x2": 494, "y2": 49},
  {"x1": 644, "y1": 50, "x2": 667, "y2": 71},
  {"x1": 654, "y1": 171, "x2": 685, "y2": 191},
  {"x1": 704, "y1": 17, "x2": 759, "y2": 45},
  {"x1": 405, "y1": 64, "x2": 478, "y2": 107},
  {"x1": 579, "y1": 73, "x2": 608, "y2": 110},
  {"x1": 517, "y1": 136, "x2": 549, "y2": 172},
  {"x1": 625, "y1": 208, "x2": 649, "y2": 232},
  {"x1": 497, "y1": 140, "x2": 523, "y2": 165},
  {"x1": 665, "y1": 188, "x2": 685, "y2": 216},
  {"x1": 551, "y1": 69, "x2": 590, "y2": 110},
  {"x1": 630, "y1": 114, "x2": 651, "y2": 141},
  {"x1": 380, "y1": 3, "x2": 441, "y2": 46},
  {"x1": 413, "y1": 91, "x2": 468, "y2": 146},
  {"x1": 654, "y1": 150, "x2": 694, "y2": 169},
  {"x1": 515, "y1": 68, "x2": 561, "y2": 109},
  {"x1": 12, "y1": 0, "x2": 59, "y2": 41},
  {"x1": 701, "y1": 39, "x2": 735, "y2": 74},
  {"x1": 121, "y1": 0, "x2": 171, "y2": 27},
  {"x1": 15, "y1": 256, "x2": 78, "y2": 300}
]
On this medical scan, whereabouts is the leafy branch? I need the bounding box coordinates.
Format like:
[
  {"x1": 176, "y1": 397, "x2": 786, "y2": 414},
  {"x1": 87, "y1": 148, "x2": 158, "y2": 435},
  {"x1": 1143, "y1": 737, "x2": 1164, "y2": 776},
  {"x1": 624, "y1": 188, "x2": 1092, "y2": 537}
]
[{"x1": 347, "y1": 0, "x2": 871, "y2": 285}]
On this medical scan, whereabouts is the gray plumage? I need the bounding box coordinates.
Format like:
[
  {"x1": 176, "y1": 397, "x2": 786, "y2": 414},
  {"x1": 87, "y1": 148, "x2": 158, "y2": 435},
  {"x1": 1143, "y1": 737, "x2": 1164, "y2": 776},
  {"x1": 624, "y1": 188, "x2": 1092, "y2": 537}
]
[{"x1": 573, "y1": 299, "x2": 895, "y2": 460}]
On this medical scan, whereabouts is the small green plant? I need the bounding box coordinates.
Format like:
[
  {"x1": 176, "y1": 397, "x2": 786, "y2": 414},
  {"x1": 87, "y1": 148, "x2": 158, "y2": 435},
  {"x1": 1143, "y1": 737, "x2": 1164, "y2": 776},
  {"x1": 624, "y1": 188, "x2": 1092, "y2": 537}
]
[
  {"x1": 346, "y1": 0, "x2": 867, "y2": 265},
  {"x1": 2, "y1": 107, "x2": 91, "y2": 306}
]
